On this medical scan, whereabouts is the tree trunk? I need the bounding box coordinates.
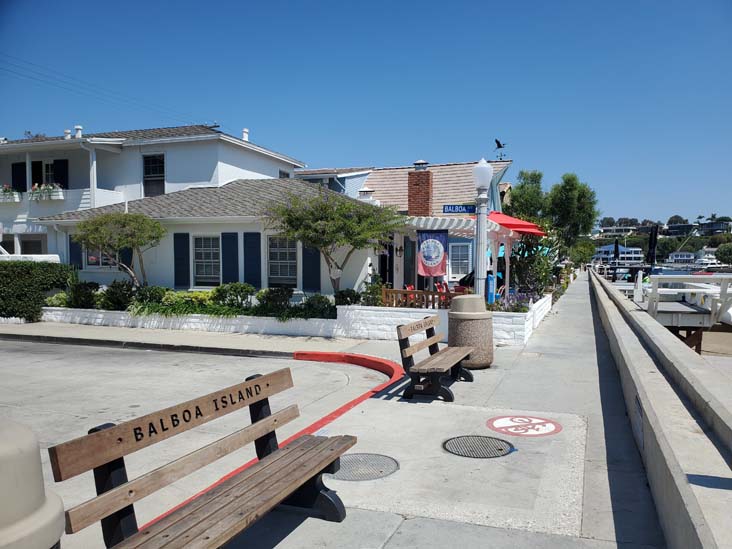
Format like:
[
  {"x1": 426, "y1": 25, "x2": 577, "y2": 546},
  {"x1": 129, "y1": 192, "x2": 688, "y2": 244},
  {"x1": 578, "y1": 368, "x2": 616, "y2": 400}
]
[
  {"x1": 136, "y1": 247, "x2": 148, "y2": 286},
  {"x1": 330, "y1": 276, "x2": 341, "y2": 292}
]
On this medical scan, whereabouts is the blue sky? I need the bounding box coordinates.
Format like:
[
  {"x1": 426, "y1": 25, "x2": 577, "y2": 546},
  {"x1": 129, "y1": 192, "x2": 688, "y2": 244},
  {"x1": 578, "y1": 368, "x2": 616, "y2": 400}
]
[{"x1": 1, "y1": 0, "x2": 730, "y2": 223}]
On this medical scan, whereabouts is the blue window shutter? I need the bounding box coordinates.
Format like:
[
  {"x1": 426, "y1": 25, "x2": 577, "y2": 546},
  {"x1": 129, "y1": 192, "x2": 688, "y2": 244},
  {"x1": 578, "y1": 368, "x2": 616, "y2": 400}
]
[
  {"x1": 31, "y1": 161, "x2": 42, "y2": 186},
  {"x1": 119, "y1": 247, "x2": 133, "y2": 270},
  {"x1": 53, "y1": 159, "x2": 69, "y2": 189},
  {"x1": 302, "y1": 246, "x2": 321, "y2": 293},
  {"x1": 173, "y1": 233, "x2": 190, "y2": 288},
  {"x1": 221, "y1": 232, "x2": 239, "y2": 284},
  {"x1": 69, "y1": 237, "x2": 83, "y2": 269},
  {"x1": 243, "y1": 232, "x2": 261, "y2": 289}
]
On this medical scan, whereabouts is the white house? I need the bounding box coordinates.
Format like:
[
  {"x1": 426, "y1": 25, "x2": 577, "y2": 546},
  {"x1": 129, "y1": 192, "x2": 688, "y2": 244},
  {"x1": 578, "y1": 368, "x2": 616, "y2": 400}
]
[
  {"x1": 36, "y1": 178, "x2": 374, "y2": 294},
  {"x1": 0, "y1": 124, "x2": 303, "y2": 255},
  {"x1": 592, "y1": 244, "x2": 644, "y2": 264}
]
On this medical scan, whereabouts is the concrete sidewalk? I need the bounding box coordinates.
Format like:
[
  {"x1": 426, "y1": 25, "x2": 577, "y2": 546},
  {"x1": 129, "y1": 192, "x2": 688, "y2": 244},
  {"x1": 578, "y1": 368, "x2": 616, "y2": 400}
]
[{"x1": 0, "y1": 273, "x2": 666, "y2": 548}]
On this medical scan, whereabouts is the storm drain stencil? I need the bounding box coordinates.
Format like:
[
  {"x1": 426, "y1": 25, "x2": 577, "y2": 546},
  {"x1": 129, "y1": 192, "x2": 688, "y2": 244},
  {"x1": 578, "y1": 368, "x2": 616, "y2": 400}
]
[
  {"x1": 329, "y1": 453, "x2": 399, "y2": 481},
  {"x1": 443, "y1": 435, "x2": 514, "y2": 458}
]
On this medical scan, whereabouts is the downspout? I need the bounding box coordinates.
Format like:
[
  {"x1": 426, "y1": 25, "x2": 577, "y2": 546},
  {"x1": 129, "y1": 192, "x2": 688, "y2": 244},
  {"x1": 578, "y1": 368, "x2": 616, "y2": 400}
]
[{"x1": 79, "y1": 141, "x2": 97, "y2": 208}]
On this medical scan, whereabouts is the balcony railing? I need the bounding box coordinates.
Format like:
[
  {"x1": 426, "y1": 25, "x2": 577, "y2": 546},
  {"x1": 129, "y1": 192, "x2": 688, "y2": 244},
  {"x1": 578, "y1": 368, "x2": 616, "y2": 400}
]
[{"x1": 0, "y1": 187, "x2": 123, "y2": 216}]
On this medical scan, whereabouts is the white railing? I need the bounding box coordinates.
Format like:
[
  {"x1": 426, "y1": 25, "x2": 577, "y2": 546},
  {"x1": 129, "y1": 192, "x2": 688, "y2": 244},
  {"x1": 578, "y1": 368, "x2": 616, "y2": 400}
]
[
  {"x1": 0, "y1": 188, "x2": 124, "y2": 217},
  {"x1": 640, "y1": 274, "x2": 732, "y2": 325},
  {"x1": 0, "y1": 254, "x2": 60, "y2": 262}
]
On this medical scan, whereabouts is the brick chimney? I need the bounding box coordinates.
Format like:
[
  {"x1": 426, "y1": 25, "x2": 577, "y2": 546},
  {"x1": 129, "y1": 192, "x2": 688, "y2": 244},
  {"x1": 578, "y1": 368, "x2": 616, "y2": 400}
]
[{"x1": 407, "y1": 160, "x2": 433, "y2": 216}]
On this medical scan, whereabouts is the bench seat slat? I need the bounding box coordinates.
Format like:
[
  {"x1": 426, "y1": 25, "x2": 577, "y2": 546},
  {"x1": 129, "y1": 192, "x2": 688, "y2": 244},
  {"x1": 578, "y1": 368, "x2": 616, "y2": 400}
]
[
  {"x1": 49, "y1": 368, "x2": 294, "y2": 482},
  {"x1": 122, "y1": 435, "x2": 356, "y2": 549},
  {"x1": 401, "y1": 332, "x2": 444, "y2": 358},
  {"x1": 411, "y1": 346, "x2": 473, "y2": 373},
  {"x1": 65, "y1": 404, "x2": 300, "y2": 535},
  {"x1": 115, "y1": 435, "x2": 324, "y2": 549}
]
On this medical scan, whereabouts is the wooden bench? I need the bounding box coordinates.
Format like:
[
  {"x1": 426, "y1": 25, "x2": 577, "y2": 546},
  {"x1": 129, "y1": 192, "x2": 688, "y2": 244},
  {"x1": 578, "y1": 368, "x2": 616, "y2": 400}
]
[
  {"x1": 47, "y1": 368, "x2": 356, "y2": 548},
  {"x1": 397, "y1": 315, "x2": 474, "y2": 402}
]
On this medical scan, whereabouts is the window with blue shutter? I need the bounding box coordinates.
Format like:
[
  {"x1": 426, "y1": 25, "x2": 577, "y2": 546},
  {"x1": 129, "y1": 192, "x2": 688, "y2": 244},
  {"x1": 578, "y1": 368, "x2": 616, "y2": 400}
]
[
  {"x1": 11, "y1": 163, "x2": 25, "y2": 192},
  {"x1": 302, "y1": 246, "x2": 321, "y2": 293},
  {"x1": 173, "y1": 233, "x2": 190, "y2": 288},
  {"x1": 243, "y1": 232, "x2": 262, "y2": 289},
  {"x1": 221, "y1": 233, "x2": 239, "y2": 284},
  {"x1": 69, "y1": 237, "x2": 83, "y2": 269},
  {"x1": 53, "y1": 159, "x2": 69, "y2": 189}
]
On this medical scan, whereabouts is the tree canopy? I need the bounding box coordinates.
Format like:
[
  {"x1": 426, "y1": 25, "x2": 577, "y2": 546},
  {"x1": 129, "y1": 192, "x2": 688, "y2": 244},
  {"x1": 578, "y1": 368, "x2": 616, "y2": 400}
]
[
  {"x1": 267, "y1": 190, "x2": 407, "y2": 291},
  {"x1": 599, "y1": 216, "x2": 615, "y2": 227},
  {"x1": 616, "y1": 217, "x2": 639, "y2": 227},
  {"x1": 73, "y1": 213, "x2": 166, "y2": 287},
  {"x1": 546, "y1": 173, "x2": 598, "y2": 250},
  {"x1": 504, "y1": 170, "x2": 546, "y2": 221},
  {"x1": 716, "y1": 243, "x2": 732, "y2": 265},
  {"x1": 569, "y1": 240, "x2": 596, "y2": 265},
  {"x1": 667, "y1": 215, "x2": 688, "y2": 225}
]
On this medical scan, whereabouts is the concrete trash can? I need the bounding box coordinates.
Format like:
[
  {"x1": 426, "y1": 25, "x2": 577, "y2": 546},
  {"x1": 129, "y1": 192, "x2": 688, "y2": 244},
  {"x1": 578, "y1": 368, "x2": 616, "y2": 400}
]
[
  {"x1": 448, "y1": 294, "x2": 493, "y2": 369},
  {"x1": 0, "y1": 421, "x2": 64, "y2": 549}
]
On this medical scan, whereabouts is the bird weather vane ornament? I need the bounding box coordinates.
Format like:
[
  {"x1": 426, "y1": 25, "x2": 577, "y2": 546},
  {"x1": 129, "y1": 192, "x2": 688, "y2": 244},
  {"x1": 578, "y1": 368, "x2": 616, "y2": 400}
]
[{"x1": 494, "y1": 138, "x2": 507, "y2": 160}]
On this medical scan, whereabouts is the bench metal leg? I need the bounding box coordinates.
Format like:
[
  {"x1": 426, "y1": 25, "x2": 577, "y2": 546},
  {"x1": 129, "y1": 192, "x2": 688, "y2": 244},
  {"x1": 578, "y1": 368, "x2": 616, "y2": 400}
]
[
  {"x1": 280, "y1": 459, "x2": 346, "y2": 522},
  {"x1": 403, "y1": 372, "x2": 454, "y2": 402}
]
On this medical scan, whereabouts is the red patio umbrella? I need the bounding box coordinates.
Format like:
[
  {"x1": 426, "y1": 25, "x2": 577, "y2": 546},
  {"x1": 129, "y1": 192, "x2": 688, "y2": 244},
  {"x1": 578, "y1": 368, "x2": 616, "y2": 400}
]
[{"x1": 487, "y1": 211, "x2": 546, "y2": 236}]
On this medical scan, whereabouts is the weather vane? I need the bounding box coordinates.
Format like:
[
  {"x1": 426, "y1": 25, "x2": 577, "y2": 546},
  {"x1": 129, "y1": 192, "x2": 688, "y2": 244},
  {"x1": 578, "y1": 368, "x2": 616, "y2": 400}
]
[{"x1": 494, "y1": 138, "x2": 507, "y2": 160}]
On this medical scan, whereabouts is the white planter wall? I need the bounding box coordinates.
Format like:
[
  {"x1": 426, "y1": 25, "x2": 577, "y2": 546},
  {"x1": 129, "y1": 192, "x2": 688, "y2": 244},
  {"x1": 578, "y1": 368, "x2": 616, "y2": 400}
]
[{"x1": 40, "y1": 295, "x2": 553, "y2": 346}]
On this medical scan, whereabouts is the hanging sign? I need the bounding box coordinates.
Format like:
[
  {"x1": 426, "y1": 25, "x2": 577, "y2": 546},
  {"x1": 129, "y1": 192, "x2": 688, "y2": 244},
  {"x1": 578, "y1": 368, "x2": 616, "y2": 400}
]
[
  {"x1": 417, "y1": 230, "x2": 448, "y2": 277},
  {"x1": 443, "y1": 204, "x2": 476, "y2": 214}
]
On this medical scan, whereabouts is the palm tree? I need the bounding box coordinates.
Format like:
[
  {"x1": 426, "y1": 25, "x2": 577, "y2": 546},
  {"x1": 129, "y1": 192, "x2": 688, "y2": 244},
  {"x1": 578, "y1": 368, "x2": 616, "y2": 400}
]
[{"x1": 707, "y1": 213, "x2": 718, "y2": 222}]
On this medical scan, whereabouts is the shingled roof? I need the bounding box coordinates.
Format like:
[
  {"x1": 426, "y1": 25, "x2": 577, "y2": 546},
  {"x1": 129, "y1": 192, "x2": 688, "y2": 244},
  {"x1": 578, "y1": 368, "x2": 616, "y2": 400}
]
[
  {"x1": 3, "y1": 125, "x2": 221, "y2": 144},
  {"x1": 295, "y1": 167, "x2": 373, "y2": 176},
  {"x1": 364, "y1": 160, "x2": 512, "y2": 216},
  {"x1": 37, "y1": 178, "x2": 362, "y2": 222}
]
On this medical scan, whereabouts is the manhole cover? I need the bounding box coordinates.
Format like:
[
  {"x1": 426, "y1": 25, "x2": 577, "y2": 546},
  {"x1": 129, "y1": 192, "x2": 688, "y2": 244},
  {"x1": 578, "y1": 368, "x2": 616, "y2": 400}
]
[
  {"x1": 328, "y1": 453, "x2": 399, "y2": 481},
  {"x1": 443, "y1": 435, "x2": 514, "y2": 458}
]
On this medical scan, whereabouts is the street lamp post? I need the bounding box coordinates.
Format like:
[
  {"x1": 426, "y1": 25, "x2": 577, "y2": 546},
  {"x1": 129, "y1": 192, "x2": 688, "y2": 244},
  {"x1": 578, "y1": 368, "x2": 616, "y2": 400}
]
[{"x1": 473, "y1": 158, "x2": 494, "y2": 299}]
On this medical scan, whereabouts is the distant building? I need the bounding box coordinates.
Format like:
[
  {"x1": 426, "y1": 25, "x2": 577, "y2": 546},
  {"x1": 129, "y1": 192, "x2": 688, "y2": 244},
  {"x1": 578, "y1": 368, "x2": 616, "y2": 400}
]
[
  {"x1": 666, "y1": 251, "x2": 695, "y2": 264},
  {"x1": 593, "y1": 244, "x2": 644, "y2": 264},
  {"x1": 696, "y1": 247, "x2": 718, "y2": 261},
  {"x1": 664, "y1": 223, "x2": 698, "y2": 237},
  {"x1": 698, "y1": 221, "x2": 732, "y2": 236},
  {"x1": 598, "y1": 226, "x2": 636, "y2": 237}
]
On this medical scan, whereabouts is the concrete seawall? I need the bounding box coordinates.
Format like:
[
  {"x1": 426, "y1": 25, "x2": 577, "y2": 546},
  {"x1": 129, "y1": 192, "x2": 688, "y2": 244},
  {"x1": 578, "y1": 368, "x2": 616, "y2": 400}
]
[{"x1": 589, "y1": 271, "x2": 731, "y2": 549}]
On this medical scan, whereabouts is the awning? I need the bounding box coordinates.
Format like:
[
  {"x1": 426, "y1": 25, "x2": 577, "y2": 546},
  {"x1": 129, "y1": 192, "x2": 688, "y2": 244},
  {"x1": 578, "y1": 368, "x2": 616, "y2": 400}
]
[
  {"x1": 488, "y1": 211, "x2": 546, "y2": 236},
  {"x1": 408, "y1": 216, "x2": 514, "y2": 238}
]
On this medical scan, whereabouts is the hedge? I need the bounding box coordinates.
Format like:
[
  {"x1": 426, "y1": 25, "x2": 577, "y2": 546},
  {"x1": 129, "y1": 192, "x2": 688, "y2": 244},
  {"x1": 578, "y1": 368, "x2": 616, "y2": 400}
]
[{"x1": 0, "y1": 261, "x2": 73, "y2": 321}]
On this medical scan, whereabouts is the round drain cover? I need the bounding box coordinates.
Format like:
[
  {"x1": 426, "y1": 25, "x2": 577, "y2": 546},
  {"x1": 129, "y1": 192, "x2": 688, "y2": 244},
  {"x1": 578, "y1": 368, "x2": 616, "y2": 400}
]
[
  {"x1": 443, "y1": 435, "x2": 514, "y2": 458},
  {"x1": 329, "y1": 453, "x2": 399, "y2": 481}
]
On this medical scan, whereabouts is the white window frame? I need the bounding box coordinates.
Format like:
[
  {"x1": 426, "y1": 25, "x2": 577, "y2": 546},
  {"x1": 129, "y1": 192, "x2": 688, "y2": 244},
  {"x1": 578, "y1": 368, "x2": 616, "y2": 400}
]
[
  {"x1": 191, "y1": 234, "x2": 222, "y2": 288},
  {"x1": 448, "y1": 242, "x2": 472, "y2": 281},
  {"x1": 84, "y1": 247, "x2": 117, "y2": 270},
  {"x1": 43, "y1": 161, "x2": 55, "y2": 185},
  {"x1": 142, "y1": 152, "x2": 166, "y2": 197},
  {"x1": 267, "y1": 235, "x2": 298, "y2": 288}
]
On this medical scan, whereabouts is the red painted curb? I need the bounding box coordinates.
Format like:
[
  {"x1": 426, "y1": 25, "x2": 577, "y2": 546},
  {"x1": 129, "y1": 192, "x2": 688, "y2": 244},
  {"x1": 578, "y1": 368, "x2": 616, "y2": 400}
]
[{"x1": 139, "y1": 352, "x2": 403, "y2": 530}]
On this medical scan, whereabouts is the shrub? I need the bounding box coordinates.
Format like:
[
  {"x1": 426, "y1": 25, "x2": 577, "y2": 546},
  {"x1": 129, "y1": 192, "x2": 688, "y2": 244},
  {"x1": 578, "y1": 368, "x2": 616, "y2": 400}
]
[
  {"x1": 716, "y1": 243, "x2": 732, "y2": 265},
  {"x1": 360, "y1": 275, "x2": 383, "y2": 306},
  {"x1": 134, "y1": 285, "x2": 168, "y2": 305},
  {"x1": 300, "y1": 294, "x2": 336, "y2": 319},
  {"x1": 99, "y1": 280, "x2": 136, "y2": 311},
  {"x1": 67, "y1": 281, "x2": 100, "y2": 309},
  {"x1": 254, "y1": 287, "x2": 293, "y2": 313},
  {"x1": 211, "y1": 282, "x2": 256, "y2": 309},
  {"x1": 45, "y1": 291, "x2": 68, "y2": 307},
  {"x1": 334, "y1": 289, "x2": 361, "y2": 306},
  {"x1": 0, "y1": 261, "x2": 67, "y2": 321}
]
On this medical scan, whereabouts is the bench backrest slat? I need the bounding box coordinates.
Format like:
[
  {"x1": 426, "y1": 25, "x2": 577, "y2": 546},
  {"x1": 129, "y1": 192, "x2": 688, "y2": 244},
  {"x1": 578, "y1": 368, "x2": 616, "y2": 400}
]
[
  {"x1": 401, "y1": 332, "x2": 443, "y2": 358},
  {"x1": 48, "y1": 368, "x2": 294, "y2": 482},
  {"x1": 64, "y1": 404, "x2": 299, "y2": 534},
  {"x1": 396, "y1": 315, "x2": 440, "y2": 340}
]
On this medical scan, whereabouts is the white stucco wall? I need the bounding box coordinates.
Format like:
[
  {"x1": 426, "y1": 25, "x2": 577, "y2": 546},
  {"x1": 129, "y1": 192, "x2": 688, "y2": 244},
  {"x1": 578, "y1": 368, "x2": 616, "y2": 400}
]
[{"x1": 216, "y1": 141, "x2": 297, "y2": 183}]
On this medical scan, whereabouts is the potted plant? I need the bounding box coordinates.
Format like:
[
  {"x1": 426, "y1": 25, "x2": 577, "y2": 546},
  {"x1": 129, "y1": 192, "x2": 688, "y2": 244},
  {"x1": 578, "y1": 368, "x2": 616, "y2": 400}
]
[
  {"x1": 1, "y1": 184, "x2": 21, "y2": 202},
  {"x1": 28, "y1": 182, "x2": 64, "y2": 201}
]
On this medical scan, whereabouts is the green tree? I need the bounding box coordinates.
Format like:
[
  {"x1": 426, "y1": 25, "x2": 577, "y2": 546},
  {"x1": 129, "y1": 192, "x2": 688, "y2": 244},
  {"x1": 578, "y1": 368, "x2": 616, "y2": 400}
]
[
  {"x1": 640, "y1": 219, "x2": 656, "y2": 226},
  {"x1": 268, "y1": 189, "x2": 407, "y2": 291},
  {"x1": 668, "y1": 215, "x2": 688, "y2": 225},
  {"x1": 656, "y1": 237, "x2": 678, "y2": 260},
  {"x1": 716, "y1": 216, "x2": 732, "y2": 223},
  {"x1": 504, "y1": 170, "x2": 546, "y2": 221},
  {"x1": 707, "y1": 213, "x2": 718, "y2": 222},
  {"x1": 73, "y1": 213, "x2": 166, "y2": 287},
  {"x1": 599, "y1": 216, "x2": 615, "y2": 227},
  {"x1": 716, "y1": 243, "x2": 732, "y2": 265},
  {"x1": 569, "y1": 240, "x2": 596, "y2": 264},
  {"x1": 546, "y1": 173, "x2": 598, "y2": 251},
  {"x1": 616, "y1": 217, "x2": 639, "y2": 227},
  {"x1": 709, "y1": 233, "x2": 732, "y2": 247}
]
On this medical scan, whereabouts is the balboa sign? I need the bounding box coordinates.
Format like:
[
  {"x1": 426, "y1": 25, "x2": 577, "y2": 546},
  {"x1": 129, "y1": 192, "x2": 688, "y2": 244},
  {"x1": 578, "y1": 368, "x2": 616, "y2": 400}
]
[{"x1": 443, "y1": 204, "x2": 476, "y2": 214}]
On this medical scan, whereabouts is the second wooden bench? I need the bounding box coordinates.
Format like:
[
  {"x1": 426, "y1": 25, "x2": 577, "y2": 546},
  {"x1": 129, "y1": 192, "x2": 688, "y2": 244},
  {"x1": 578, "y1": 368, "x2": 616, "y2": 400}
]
[{"x1": 397, "y1": 315, "x2": 474, "y2": 402}]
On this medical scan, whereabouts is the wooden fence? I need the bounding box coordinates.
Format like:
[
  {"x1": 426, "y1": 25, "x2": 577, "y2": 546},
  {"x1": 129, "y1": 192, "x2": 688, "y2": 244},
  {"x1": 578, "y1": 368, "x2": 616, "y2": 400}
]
[{"x1": 381, "y1": 288, "x2": 466, "y2": 309}]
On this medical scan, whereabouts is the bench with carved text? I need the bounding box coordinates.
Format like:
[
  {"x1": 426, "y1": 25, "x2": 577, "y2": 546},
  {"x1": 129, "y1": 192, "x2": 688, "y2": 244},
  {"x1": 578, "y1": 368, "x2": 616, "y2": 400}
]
[
  {"x1": 47, "y1": 368, "x2": 356, "y2": 548},
  {"x1": 397, "y1": 315, "x2": 474, "y2": 402}
]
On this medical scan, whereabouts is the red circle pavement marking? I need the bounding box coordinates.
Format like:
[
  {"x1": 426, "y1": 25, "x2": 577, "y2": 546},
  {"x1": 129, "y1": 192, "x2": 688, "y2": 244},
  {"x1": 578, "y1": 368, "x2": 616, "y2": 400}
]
[{"x1": 487, "y1": 415, "x2": 563, "y2": 437}]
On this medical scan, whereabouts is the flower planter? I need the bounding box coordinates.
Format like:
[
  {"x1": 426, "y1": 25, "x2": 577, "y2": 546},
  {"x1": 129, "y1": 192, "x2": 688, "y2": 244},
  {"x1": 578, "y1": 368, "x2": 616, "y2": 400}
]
[
  {"x1": 28, "y1": 189, "x2": 65, "y2": 201},
  {"x1": 0, "y1": 192, "x2": 21, "y2": 203}
]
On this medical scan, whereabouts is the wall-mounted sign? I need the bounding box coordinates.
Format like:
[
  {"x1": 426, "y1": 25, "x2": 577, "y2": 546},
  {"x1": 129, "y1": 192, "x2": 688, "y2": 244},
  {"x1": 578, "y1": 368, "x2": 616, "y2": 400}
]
[{"x1": 443, "y1": 204, "x2": 476, "y2": 214}]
